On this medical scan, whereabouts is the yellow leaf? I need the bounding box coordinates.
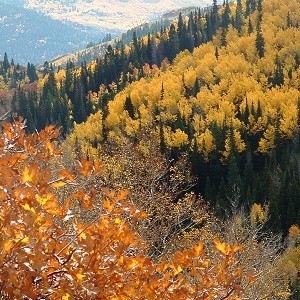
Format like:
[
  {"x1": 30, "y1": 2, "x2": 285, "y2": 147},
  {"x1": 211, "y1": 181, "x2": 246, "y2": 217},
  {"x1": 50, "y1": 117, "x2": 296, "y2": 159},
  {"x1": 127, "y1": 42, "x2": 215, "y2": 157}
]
[
  {"x1": 62, "y1": 293, "x2": 71, "y2": 300},
  {"x1": 173, "y1": 265, "x2": 183, "y2": 275},
  {"x1": 79, "y1": 232, "x2": 87, "y2": 240},
  {"x1": 114, "y1": 218, "x2": 122, "y2": 225},
  {"x1": 3, "y1": 240, "x2": 14, "y2": 254},
  {"x1": 127, "y1": 258, "x2": 139, "y2": 270},
  {"x1": 50, "y1": 180, "x2": 67, "y2": 188},
  {"x1": 22, "y1": 164, "x2": 38, "y2": 184},
  {"x1": 21, "y1": 236, "x2": 30, "y2": 245},
  {"x1": 22, "y1": 166, "x2": 34, "y2": 183},
  {"x1": 22, "y1": 203, "x2": 36, "y2": 213},
  {"x1": 35, "y1": 193, "x2": 55, "y2": 205},
  {"x1": 76, "y1": 272, "x2": 85, "y2": 282}
]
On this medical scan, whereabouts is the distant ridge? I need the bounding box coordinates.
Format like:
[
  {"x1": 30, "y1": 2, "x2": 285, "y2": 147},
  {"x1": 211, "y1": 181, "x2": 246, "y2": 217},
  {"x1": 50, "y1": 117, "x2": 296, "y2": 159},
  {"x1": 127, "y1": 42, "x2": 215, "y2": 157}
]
[{"x1": 0, "y1": 1, "x2": 113, "y2": 65}]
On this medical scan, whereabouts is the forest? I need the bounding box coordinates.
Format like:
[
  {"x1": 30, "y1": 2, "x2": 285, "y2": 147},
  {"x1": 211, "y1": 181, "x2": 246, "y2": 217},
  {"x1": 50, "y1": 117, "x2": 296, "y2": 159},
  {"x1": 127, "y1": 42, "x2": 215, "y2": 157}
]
[{"x1": 0, "y1": 0, "x2": 300, "y2": 298}]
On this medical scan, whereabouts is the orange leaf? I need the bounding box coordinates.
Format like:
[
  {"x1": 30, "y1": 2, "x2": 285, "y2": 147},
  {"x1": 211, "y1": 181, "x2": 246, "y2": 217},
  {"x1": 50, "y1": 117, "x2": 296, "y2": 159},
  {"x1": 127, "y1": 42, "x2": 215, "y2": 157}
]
[
  {"x1": 194, "y1": 241, "x2": 204, "y2": 257},
  {"x1": 72, "y1": 188, "x2": 85, "y2": 200},
  {"x1": 59, "y1": 169, "x2": 76, "y2": 181},
  {"x1": 115, "y1": 190, "x2": 129, "y2": 201},
  {"x1": 77, "y1": 159, "x2": 93, "y2": 176},
  {"x1": 50, "y1": 180, "x2": 67, "y2": 188},
  {"x1": 3, "y1": 240, "x2": 14, "y2": 254},
  {"x1": 22, "y1": 164, "x2": 39, "y2": 184},
  {"x1": 103, "y1": 200, "x2": 114, "y2": 213},
  {"x1": 43, "y1": 196, "x2": 63, "y2": 216},
  {"x1": 93, "y1": 160, "x2": 102, "y2": 174}
]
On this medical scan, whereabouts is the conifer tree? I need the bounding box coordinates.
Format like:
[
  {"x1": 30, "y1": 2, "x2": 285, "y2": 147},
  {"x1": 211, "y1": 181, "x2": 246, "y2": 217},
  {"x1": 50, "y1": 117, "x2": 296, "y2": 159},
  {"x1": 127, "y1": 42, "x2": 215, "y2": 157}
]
[
  {"x1": 222, "y1": 0, "x2": 231, "y2": 29},
  {"x1": 255, "y1": 17, "x2": 265, "y2": 58},
  {"x1": 211, "y1": 0, "x2": 219, "y2": 35},
  {"x1": 168, "y1": 24, "x2": 180, "y2": 61},
  {"x1": 3, "y1": 52, "x2": 10, "y2": 73},
  {"x1": 235, "y1": 0, "x2": 244, "y2": 33},
  {"x1": 248, "y1": 18, "x2": 254, "y2": 34}
]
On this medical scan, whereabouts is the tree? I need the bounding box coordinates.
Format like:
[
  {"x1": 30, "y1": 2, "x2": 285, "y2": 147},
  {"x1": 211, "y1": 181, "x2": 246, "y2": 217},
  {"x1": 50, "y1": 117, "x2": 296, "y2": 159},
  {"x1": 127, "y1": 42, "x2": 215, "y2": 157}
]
[
  {"x1": 211, "y1": 0, "x2": 219, "y2": 35},
  {"x1": 222, "y1": 0, "x2": 231, "y2": 29},
  {"x1": 0, "y1": 119, "x2": 251, "y2": 299},
  {"x1": 168, "y1": 24, "x2": 180, "y2": 61},
  {"x1": 255, "y1": 17, "x2": 265, "y2": 58},
  {"x1": 235, "y1": 0, "x2": 244, "y2": 33},
  {"x1": 221, "y1": 209, "x2": 291, "y2": 299},
  {"x1": 3, "y1": 52, "x2": 10, "y2": 73}
]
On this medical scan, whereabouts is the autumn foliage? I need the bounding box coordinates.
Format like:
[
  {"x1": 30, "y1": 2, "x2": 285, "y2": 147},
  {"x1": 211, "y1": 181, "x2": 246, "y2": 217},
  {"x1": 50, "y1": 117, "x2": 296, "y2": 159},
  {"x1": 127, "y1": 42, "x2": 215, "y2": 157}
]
[{"x1": 0, "y1": 119, "x2": 254, "y2": 298}]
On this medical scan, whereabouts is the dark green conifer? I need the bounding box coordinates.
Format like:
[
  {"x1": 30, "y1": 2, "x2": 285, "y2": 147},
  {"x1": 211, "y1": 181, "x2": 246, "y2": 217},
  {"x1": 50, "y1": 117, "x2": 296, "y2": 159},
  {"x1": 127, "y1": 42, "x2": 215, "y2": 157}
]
[{"x1": 255, "y1": 17, "x2": 265, "y2": 58}]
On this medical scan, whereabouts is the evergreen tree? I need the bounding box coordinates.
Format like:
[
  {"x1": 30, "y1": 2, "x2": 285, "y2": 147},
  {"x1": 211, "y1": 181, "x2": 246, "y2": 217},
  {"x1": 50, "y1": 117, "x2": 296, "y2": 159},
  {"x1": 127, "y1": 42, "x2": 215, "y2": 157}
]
[
  {"x1": 257, "y1": 0, "x2": 262, "y2": 13},
  {"x1": 27, "y1": 63, "x2": 38, "y2": 83},
  {"x1": 222, "y1": 0, "x2": 231, "y2": 29},
  {"x1": 220, "y1": 27, "x2": 227, "y2": 47},
  {"x1": 146, "y1": 33, "x2": 153, "y2": 64},
  {"x1": 287, "y1": 11, "x2": 292, "y2": 28},
  {"x1": 248, "y1": 18, "x2": 254, "y2": 34},
  {"x1": 205, "y1": 12, "x2": 213, "y2": 41},
  {"x1": 177, "y1": 12, "x2": 190, "y2": 52},
  {"x1": 269, "y1": 57, "x2": 284, "y2": 86},
  {"x1": 124, "y1": 96, "x2": 135, "y2": 119},
  {"x1": 3, "y1": 52, "x2": 10, "y2": 73},
  {"x1": 245, "y1": 0, "x2": 256, "y2": 16},
  {"x1": 211, "y1": 0, "x2": 219, "y2": 35},
  {"x1": 235, "y1": 0, "x2": 243, "y2": 33},
  {"x1": 255, "y1": 17, "x2": 265, "y2": 58},
  {"x1": 168, "y1": 24, "x2": 180, "y2": 61},
  {"x1": 187, "y1": 12, "x2": 195, "y2": 52}
]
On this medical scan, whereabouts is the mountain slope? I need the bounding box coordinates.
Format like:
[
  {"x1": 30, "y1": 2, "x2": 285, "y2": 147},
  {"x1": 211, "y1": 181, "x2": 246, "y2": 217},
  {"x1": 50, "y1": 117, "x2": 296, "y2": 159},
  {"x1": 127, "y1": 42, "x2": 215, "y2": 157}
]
[
  {"x1": 0, "y1": 1, "x2": 111, "y2": 64},
  {"x1": 67, "y1": 0, "x2": 300, "y2": 233},
  {"x1": 23, "y1": 0, "x2": 213, "y2": 31}
]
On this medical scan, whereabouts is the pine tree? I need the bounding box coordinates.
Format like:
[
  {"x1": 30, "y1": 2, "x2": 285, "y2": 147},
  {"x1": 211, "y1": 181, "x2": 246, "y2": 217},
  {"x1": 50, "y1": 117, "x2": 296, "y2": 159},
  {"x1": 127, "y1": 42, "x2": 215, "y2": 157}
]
[
  {"x1": 27, "y1": 63, "x2": 38, "y2": 83},
  {"x1": 146, "y1": 33, "x2": 152, "y2": 64},
  {"x1": 248, "y1": 18, "x2": 254, "y2": 34},
  {"x1": 187, "y1": 12, "x2": 195, "y2": 52},
  {"x1": 255, "y1": 17, "x2": 265, "y2": 58},
  {"x1": 3, "y1": 52, "x2": 10, "y2": 73},
  {"x1": 257, "y1": 0, "x2": 262, "y2": 13},
  {"x1": 168, "y1": 24, "x2": 179, "y2": 61},
  {"x1": 177, "y1": 12, "x2": 189, "y2": 52},
  {"x1": 205, "y1": 12, "x2": 213, "y2": 41},
  {"x1": 211, "y1": 0, "x2": 219, "y2": 35},
  {"x1": 235, "y1": 0, "x2": 243, "y2": 33},
  {"x1": 222, "y1": 0, "x2": 231, "y2": 29},
  {"x1": 287, "y1": 11, "x2": 292, "y2": 28},
  {"x1": 220, "y1": 27, "x2": 227, "y2": 47},
  {"x1": 124, "y1": 96, "x2": 135, "y2": 119}
]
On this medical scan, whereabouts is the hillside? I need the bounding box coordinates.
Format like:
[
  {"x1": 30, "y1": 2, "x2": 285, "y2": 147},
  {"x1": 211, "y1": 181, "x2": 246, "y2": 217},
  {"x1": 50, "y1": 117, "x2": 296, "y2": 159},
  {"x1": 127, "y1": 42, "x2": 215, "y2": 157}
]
[
  {"x1": 66, "y1": 0, "x2": 300, "y2": 233},
  {"x1": 0, "y1": 0, "x2": 300, "y2": 298},
  {"x1": 23, "y1": 0, "x2": 214, "y2": 30},
  {"x1": 12, "y1": 0, "x2": 300, "y2": 234},
  {"x1": 0, "y1": 1, "x2": 111, "y2": 65}
]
